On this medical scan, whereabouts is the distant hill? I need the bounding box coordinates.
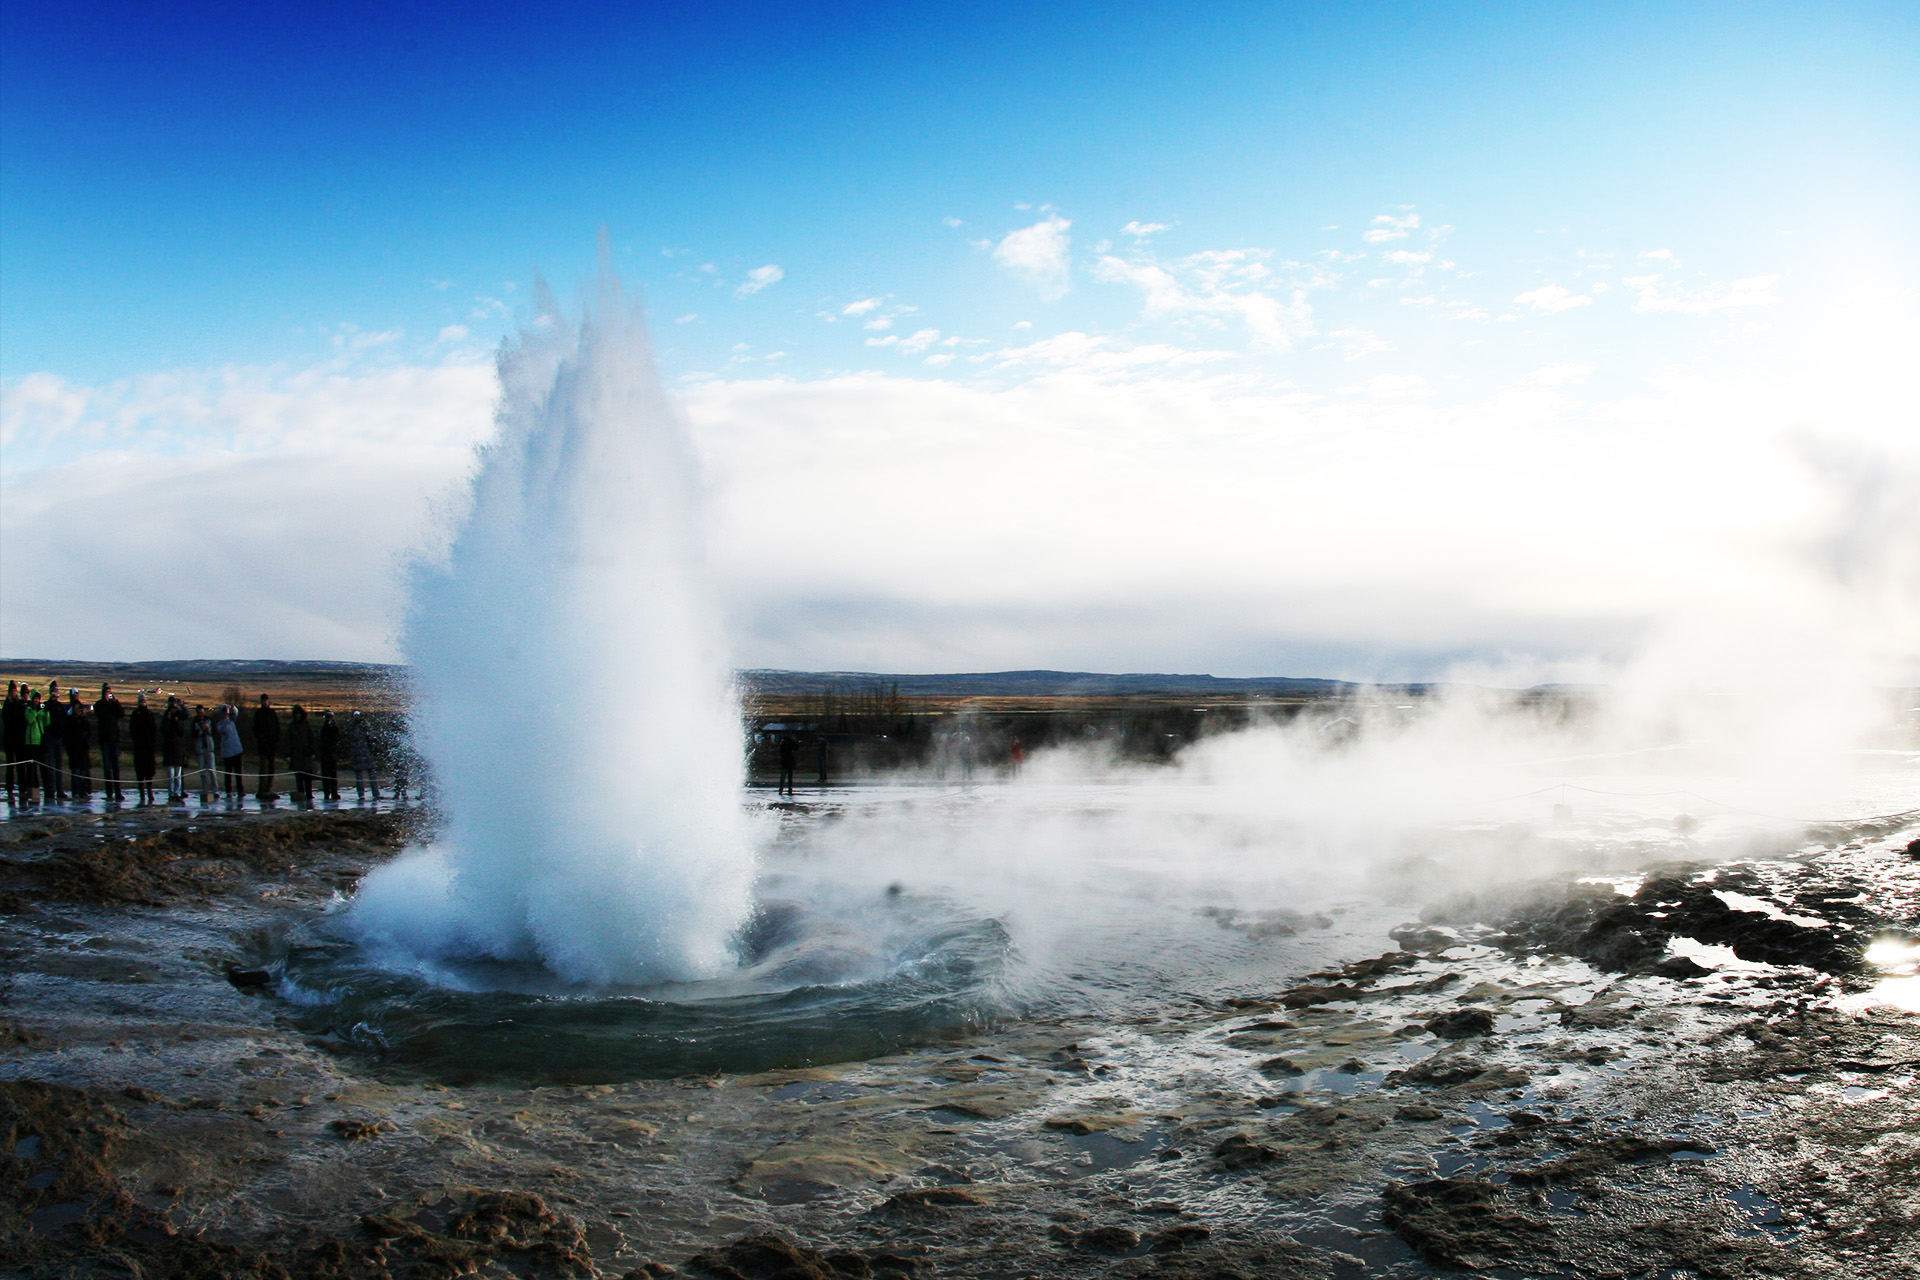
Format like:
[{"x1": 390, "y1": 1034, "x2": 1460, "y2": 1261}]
[
  {"x1": 0, "y1": 661, "x2": 1423, "y2": 701},
  {"x1": 0, "y1": 659, "x2": 402, "y2": 679},
  {"x1": 737, "y1": 669, "x2": 1413, "y2": 698}
]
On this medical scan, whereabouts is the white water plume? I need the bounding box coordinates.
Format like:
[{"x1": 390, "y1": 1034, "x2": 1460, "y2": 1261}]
[{"x1": 349, "y1": 270, "x2": 756, "y2": 985}]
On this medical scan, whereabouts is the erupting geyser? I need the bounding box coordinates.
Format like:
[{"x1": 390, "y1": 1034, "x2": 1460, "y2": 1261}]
[{"x1": 348, "y1": 269, "x2": 756, "y2": 985}]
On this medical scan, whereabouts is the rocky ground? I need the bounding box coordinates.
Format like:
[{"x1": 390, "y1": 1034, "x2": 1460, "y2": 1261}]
[{"x1": 3, "y1": 804, "x2": 1917, "y2": 1279}]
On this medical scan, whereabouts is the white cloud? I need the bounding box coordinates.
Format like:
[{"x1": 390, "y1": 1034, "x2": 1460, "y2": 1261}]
[
  {"x1": 1, "y1": 361, "x2": 497, "y2": 660},
  {"x1": 1384, "y1": 250, "x2": 1432, "y2": 266},
  {"x1": 1624, "y1": 273, "x2": 1782, "y2": 314},
  {"x1": 993, "y1": 214, "x2": 1072, "y2": 300},
  {"x1": 1327, "y1": 327, "x2": 1393, "y2": 359},
  {"x1": 436, "y1": 324, "x2": 470, "y2": 344},
  {"x1": 332, "y1": 324, "x2": 402, "y2": 351},
  {"x1": 735, "y1": 264, "x2": 785, "y2": 297},
  {"x1": 842, "y1": 298, "x2": 883, "y2": 316},
  {"x1": 988, "y1": 331, "x2": 1235, "y2": 374},
  {"x1": 1363, "y1": 212, "x2": 1421, "y2": 244},
  {"x1": 9, "y1": 296, "x2": 1913, "y2": 685},
  {"x1": 942, "y1": 217, "x2": 963, "y2": 228},
  {"x1": 1514, "y1": 284, "x2": 1594, "y2": 313},
  {"x1": 1122, "y1": 221, "x2": 1171, "y2": 237},
  {"x1": 674, "y1": 313, "x2": 698, "y2": 324},
  {"x1": 1093, "y1": 249, "x2": 1313, "y2": 350},
  {"x1": 897, "y1": 328, "x2": 941, "y2": 355}
]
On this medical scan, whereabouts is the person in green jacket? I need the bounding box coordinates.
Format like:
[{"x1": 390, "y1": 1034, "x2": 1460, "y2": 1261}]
[{"x1": 23, "y1": 690, "x2": 50, "y2": 806}]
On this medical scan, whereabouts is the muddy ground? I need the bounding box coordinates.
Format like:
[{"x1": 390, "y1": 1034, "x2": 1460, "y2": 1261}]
[{"x1": 3, "y1": 805, "x2": 1917, "y2": 1279}]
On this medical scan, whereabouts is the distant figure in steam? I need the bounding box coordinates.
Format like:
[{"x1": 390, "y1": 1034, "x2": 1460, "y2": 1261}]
[
  {"x1": 777, "y1": 734, "x2": 798, "y2": 795},
  {"x1": 130, "y1": 694, "x2": 159, "y2": 805},
  {"x1": 815, "y1": 734, "x2": 830, "y2": 788},
  {"x1": 252, "y1": 695, "x2": 281, "y2": 799},
  {"x1": 1009, "y1": 737, "x2": 1025, "y2": 777},
  {"x1": 346, "y1": 711, "x2": 379, "y2": 802},
  {"x1": 94, "y1": 684, "x2": 124, "y2": 802}
]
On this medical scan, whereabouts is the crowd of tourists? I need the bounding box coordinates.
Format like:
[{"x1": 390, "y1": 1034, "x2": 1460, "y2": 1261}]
[{"x1": 1, "y1": 680, "x2": 397, "y2": 809}]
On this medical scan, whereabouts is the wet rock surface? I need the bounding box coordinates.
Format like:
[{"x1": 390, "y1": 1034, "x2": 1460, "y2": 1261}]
[{"x1": 4, "y1": 804, "x2": 1920, "y2": 1277}]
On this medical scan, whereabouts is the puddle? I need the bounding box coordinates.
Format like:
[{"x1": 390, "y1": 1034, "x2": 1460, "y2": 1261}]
[{"x1": 1728, "y1": 1184, "x2": 1800, "y2": 1244}]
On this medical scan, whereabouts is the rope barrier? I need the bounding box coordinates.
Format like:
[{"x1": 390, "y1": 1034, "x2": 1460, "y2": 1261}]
[{"x1": 0, "y1": 759, "x2": 380, "y2": 785}]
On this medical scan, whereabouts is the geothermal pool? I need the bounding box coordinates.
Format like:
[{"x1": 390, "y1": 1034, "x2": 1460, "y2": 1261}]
[{"x1": 273, "y1": 768, "x2": 1920, "y2": 1084}]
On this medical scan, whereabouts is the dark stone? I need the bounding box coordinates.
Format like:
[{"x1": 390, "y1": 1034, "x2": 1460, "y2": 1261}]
[
  {"x1": 225, "y1": 966, "x2": 275, "y2": 990},
  {"x1": 1150, "y1": 1223, "x2": 1213, "y2": 1251},
  {"x1": 1076, "y1": 1225, "x2": 1139, "y2": 1254},
  {"x1": 687, "y1": 1233, "x2": 838, "y2": 1280},
  {"x1": 873, "y1": 1187, "x2": 983, "y2": 1216},
  {"x1": 1276, "y1": 983, "x2": 1363, "y2": 1008},
  {"x1": 1213, "y1": 1133, "x2": 1281, "y2": 1169},
  {"x1": 1395, "y1": 1105, "x2": 1443, "y2": 1121},
  {"x1": 1383, "y1": 1178, "x2": 1553, "y2": 1270},
  {"x1": 1424, "y1": 1007, "x2": 1496, "y2": 1039},
  {"x1": 1653, "y1": 955, "x2": 1713, "y2": 979}
]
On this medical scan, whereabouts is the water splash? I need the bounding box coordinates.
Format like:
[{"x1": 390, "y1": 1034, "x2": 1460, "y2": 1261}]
[{"x1": 349, "y1": 269, "x2": 756, "y2": 985}]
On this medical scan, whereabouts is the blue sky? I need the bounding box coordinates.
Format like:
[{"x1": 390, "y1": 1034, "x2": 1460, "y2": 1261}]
[
  {"x1": 3, "y1": 2, "x2": 1918, "y2": 676},
  {"x1": 8, "y1": 1, "x2": 1913, "y2": 381}
]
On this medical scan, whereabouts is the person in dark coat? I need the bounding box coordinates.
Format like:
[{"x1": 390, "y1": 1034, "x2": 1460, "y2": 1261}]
[
  {"x1": 191, "y1": 705, "x2": 217, "y2": 803},
  {"x1": 43, "y1": 680, "x2": 69, "y2": 801},
  {"x1": 129, "y1": 693, "x2": 159, "y2": 805},
  {"x1": 94, "y1": 683, "x2": 125, "y2": 802},
  {"x1": 777, "y1": 734, "x2": 798, "y2": 795},
  {"x1": 3, "y1": 682, "x2": 25, "y2": 806},
  {"x1": 287, "y1": 706, "x2": 315, "y2": 802},
  {"x1": 161, "y1": 696, "x2": 191, "y2": 802},
  {"x1": 252, "y1": 695, "x2": 281, "y2": 799},
  {"x1": 318, "y1": 711, "x2": 341, "y2": 801},
  {"x1": 63, "y1": 691, "x2": 92, "y2": 801}
]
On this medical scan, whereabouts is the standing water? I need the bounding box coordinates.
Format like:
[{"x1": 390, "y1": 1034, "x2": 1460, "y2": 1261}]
[{"x1": 347, "y1": 270, "x2": 757, "y2": 986}]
